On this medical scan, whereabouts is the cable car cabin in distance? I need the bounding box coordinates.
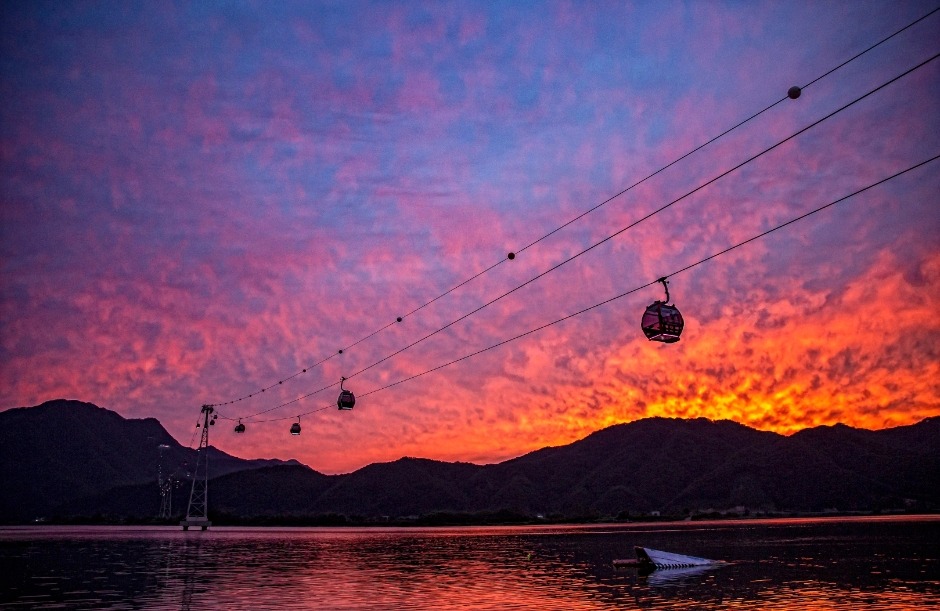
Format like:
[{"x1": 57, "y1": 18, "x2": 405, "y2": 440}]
[
  {"x1": 290, "y1": 419, "x2": 301, "y2": 435},
  {"x1": 641, "y1": 278, "x2": 684, "y2": 343},
  {"x1": 337, "y1": 377, "x2": 355, "y2": 410}
]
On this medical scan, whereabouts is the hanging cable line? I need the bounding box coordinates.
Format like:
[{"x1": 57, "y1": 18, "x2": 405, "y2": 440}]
[
  {"x1": 363, "y1": 156, "x2": 940, "y2": 399},
  {"x1": 244, "y1": 152, "x2": 936, "y2": 425},
  {"x1": 208, "y1": 9, "x2": 940, "y2": 414},
  {"x1": 515, "y1": 5, "x2": 940, "y2": 257},
  {"x1": 187, "y1": 423, "x2": 199, "y2": 449},
  {"x1": 217, "y1": 48, "x2": 940, "y2": 423},
  {"x1": 330, "y1": 51, "x2": 940, "y2": 383},
  {"x1": 218, "y1": 379, "x2": 341, "y2": 421},
  {"x1": 801, "y1": 5, "x2": 939, "y2": 91}
]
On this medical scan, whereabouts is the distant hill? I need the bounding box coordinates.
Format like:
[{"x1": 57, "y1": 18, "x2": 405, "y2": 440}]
[
  {"x1": 1, "y1": 400, "x2": 937, "y2": 523},
  {"x1": 0, "y1": 399, "x2": 301, "y2": 522}
]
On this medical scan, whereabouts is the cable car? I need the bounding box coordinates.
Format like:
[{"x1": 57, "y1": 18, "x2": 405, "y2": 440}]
[
  {"x1": 337, "y1": 377, "x2": 355, "y2": 410},
  {"x1": 234, "y1": 420, "x2": 246, "y2": 434},
  {"x1": 290, "y1": 418, "x2": 301, "y2": 435},
  {"x1": 641, "y1": 277, "x2": 684, "y2": 343}
]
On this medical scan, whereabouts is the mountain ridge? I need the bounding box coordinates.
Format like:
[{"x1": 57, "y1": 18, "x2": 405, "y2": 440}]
[
  {"x1": 0, "y1": 399, "x2": 304, "y2": 521},
  {"x1": 1, "y1": 399, "x2": 937, "y2": 523}
]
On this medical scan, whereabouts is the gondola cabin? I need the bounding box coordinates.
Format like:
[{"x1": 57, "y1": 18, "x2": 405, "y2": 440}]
[
  {"x1": 641, "y1": 277, "x2": 684, "y2": 343},
  {"x1": 337, "y1": 377, "x2": 355, "y2": 410},
  {"x1": 641, "y1": 301, "x2": 684, "y2": 343},
  {"x1": 290, "y1": 421, "x2": 301, "y2": 435},
  {"x1": 337, "y1": 389, "x2": 355, "y2": 410},
  {"x1": 234, "y1": 421, "x2": 246, "y2": 433}
]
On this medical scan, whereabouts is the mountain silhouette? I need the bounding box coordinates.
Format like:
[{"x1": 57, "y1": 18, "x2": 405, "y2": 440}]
[
  {"x1": 1, "y1": 400, "x2": 937, "y2": 523},
  {"x1": 0, "y1": 399, "x2": 301, "y2": 522}
]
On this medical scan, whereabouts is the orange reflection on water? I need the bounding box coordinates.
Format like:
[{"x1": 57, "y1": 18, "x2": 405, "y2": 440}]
[{"x1": 3, "y1": 517, "x2": 938, "y2": 610}]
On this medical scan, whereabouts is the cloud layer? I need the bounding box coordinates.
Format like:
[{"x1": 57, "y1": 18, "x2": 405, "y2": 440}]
[{"x1": 2, "y1": 1, "x2": 938, "y2": 473}]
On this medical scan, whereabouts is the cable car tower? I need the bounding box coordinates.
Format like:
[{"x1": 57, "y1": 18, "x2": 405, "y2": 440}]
[
  {"x1": 181, "y1": 404, "x2": 215, "y2": 531},
  {"x1": 158, "y1": 444, "x2": 173, "y2": 519}
]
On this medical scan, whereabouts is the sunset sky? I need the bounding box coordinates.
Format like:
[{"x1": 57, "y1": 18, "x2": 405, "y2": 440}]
[{"x1": 2, "y1": 1, "x2": 938, "y2": 474}]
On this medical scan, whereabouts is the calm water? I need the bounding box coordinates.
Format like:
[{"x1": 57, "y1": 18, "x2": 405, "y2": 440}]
[{"x1": 1, "y1": 516, "x2": 938, "y2": 610}]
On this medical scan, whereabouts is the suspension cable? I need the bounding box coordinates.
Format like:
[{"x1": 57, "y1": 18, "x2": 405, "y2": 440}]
[
  {"x1": 209, "y1": 10, "x2": 940, "y2": 416},
  {"x1": 234, "y1": 152, "x2": 940, "y2": 424},
  {"x1": 338, "y1": 51, "x2": 940, "y2": 382}
]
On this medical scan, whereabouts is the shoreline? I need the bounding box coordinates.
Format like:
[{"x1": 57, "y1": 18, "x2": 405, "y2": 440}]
[{"x1": 6, "y1": 509, "x2": 938, "y2": 530}]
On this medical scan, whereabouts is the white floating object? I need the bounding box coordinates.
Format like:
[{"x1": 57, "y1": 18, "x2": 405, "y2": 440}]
[
  {"x1": 613, "y1": 546, "x2": 722, "y2": 570},
  {"x1": 635, "y1": 546, "x2": 718, "y2": 568}
]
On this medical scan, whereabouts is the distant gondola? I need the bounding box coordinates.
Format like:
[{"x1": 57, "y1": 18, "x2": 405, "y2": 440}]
[
  {"x1": 290, "y1": 418, "x2": 301, "y2": 435},
  {"x1": 641, "y1": 277, "x2": 684, "y2": 343},
  {"x1": 337, "y1": 377, "x2": 355, "y2": 410},
  {"x1": 234, "y1": 420, "x2": 246, "y2": 434}
]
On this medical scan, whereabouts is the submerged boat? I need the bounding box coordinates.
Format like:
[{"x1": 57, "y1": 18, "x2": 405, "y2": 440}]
[{"x1": 613, "y1": 546, "x2": 721, "y2": 570}]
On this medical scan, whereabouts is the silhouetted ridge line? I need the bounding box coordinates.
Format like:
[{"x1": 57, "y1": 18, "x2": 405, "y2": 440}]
[{"x1": 3, "y1": 401, "x2": 937, "y2": 522}]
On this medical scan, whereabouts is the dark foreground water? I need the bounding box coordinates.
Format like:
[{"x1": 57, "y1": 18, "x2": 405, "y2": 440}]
[{"x1": 1, "y1": 516, "x2": 938, "y2": 610}]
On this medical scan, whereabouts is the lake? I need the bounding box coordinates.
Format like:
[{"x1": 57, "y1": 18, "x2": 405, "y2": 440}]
[{"x1": 1, "y1": 516, "x2": 938, "y2": 610}]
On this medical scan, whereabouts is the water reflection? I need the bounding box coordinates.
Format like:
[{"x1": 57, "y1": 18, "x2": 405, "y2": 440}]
[
  {"x1": 639, "y1": 564, "x2": 725, "y2": 586},
  {"x1": 0, "y1": 517, "x2": 938, "y2": 610}
]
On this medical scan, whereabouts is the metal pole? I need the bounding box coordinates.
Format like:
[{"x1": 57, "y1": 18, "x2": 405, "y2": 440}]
[{"x1": 181, "y1": 405, "x2": 213, "y2": 531}]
